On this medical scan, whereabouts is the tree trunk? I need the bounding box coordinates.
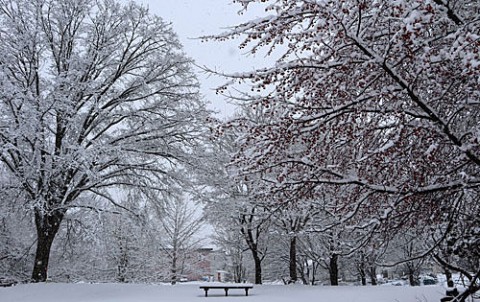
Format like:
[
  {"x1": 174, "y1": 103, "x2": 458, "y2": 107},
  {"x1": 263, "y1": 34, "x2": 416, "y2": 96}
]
[
  {"x1": 329, "y1": 253, "x2": 339, "y2": 286},
  {"x1": 409, "y1": 273, "x2": 417, "y2": 286},
  {"x1": 171, "y1": 248, "x2": 177, "y2": 285},
  {"x1": 117, "y1": 245, "x2": 128, "y2": 283},
  {"x1": 369, "y1": 266, "x2": 377, "y2": 286},
  {"x1": 445, "y1": 269, "x2": 454, "y2": 288},
  {"x1": 242, "y1": 226, "x2": 263, "y2": 284},
  {"x1": 31, "y1": 209, "x2": 65, "y2": 282},
  {"x1": 232, "y1": 251, "x2": 244, "y2": 283},
  {"x1": 357, "y1": 256, "x2": 367, "y2": 285},
  {"x1": 233, "y1": 262, "x2": 245, "y2": 283},
  {"x1": 289, "y1": 236, "x2": 297, "y2": 283},
  {"x1": 407, "y1": 264, "x2": 418, "y2": 286},
  {"x1": 357, "y1": 263, "x2": 366, "y2": 286},
  {"x1": 253, "y1": 253, "x2": 262, "y2": 284},
  {"x1": 311, "y1": 262, "x2": 318, "y2": 286},
  {"x1": 361, "y1": 274, "x2": 367, "y2": 286}
]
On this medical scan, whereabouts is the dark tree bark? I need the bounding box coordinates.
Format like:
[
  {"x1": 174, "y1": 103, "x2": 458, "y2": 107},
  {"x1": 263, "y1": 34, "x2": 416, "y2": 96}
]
[
  {"x1": 369, "y1": 266, "x2": 377, "y2": 286},
  {"x1": 356, "y1": 251, "x2": 367, "y2": 286},
  {"x1": 406, "y1": 263, "x2": 419, "y2": 286},
  {"x1": 445, "y1": 269, "x2": 454, "y2": 288},
  {"x1": 289, "y1": 236, "x2": 298, "y2": 283},
  {"x1": 31, "y1": 209, "x2": 65, "y2": 282},
  {"x1": 252, "y1": 251, "x2": 262, "y2": 284},
  {"x1": 242, "y1": 226, "x2": 264, "y2": 284},
  {"x1": 240, "y1": 212, "x2": 266, "y2": 285},
  {"x1": 329, "y1": 253, "x2": 339, "y2": 286},
  {"x1": 360, "y1": 272, "x2": 367, "y2": 286},
  {"x1": 311, "y1": 262, "x2": 319, "y2": 286},
  {"x1": 117, "y1": 246, "x2": 128, "y2": 283},
  {"x1": 408, "y1": 273, "x2": 417, "y2": 286}
]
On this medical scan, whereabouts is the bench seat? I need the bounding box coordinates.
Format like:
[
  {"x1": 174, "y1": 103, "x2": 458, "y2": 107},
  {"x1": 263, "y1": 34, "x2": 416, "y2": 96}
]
[{"x1": 199, "y1": 285, "x2": 253, "y2": 297}]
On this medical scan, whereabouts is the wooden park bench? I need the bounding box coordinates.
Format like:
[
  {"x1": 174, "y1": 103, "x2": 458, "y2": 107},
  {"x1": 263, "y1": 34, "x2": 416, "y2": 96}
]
[{"x1": 199, "y1": 284, "x2": 253, "y2": 297}]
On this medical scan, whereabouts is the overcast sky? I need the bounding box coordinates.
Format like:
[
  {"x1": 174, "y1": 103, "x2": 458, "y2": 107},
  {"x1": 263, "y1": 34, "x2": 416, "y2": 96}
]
[{"x1": 132, "y1": 0, "x2": 269, "y2": 117}]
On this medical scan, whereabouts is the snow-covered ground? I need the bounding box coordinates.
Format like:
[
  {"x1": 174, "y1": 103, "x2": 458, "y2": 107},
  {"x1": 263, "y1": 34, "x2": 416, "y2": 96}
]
[{"x1": 1, "y1": 282, "x2": 446, "y2": 302}]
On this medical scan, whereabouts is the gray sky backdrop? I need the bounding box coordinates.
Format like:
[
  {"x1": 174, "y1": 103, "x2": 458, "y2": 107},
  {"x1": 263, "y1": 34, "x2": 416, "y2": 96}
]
[{"x1": 132, "y1": 0, "x2": 269, "y2": 117}]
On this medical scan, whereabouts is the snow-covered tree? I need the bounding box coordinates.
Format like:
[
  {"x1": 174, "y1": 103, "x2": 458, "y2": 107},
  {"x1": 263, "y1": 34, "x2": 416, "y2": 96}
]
[
  {"x1": 198, "y1": 122, "x2": 271, "y2": 284},
  {"x1": 0, "y1": 0, "x2": 208, "y2": 282},
  {"x1": 207, "y1": 0, "x2": 479, "y2": 299},
  {"x1": 268, "y1": 201, "x2": 319, "y2": 284},
  {"x1": 211, "y1": 226, "x2": 248, "y2": 283},
  {"x1": 156, "y1": 196, "x2": 204, "y2": 285},
  {"x1": 49, "y1": 195, "x2": 168, "y2": 283}
]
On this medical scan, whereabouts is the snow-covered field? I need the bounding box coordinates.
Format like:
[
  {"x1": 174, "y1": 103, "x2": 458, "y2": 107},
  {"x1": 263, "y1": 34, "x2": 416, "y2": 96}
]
[{"x1": 1, "y1": 282, "x2": 446, "y2": 302}]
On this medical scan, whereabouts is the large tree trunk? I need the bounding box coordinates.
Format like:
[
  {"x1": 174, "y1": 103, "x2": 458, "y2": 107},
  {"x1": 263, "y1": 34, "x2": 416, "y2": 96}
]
[
  {"x1": 289, "y1": 236, "x2": 297, "y2": 283},
  {"x1": 252, "y1": 251, "x2": 262, "y2": 284},
  {"x1": 329, "y1": 253, "x2": 339, "y2": 286},
  {"x1": 31, "y1": 209, "x2": 65, "y2": 282}
]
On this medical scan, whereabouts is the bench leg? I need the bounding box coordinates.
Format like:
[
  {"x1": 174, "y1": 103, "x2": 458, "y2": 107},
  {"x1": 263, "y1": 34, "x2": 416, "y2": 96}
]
[
  {"x1": 245, "y1": 288, "x2": 249, "y2": 296},
  {"x1": 224, "y1": 288, "x2": 229, "y2": 296},
  {"x1": 204, "y1": 289, "x2": 209, "y2": 297}
]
